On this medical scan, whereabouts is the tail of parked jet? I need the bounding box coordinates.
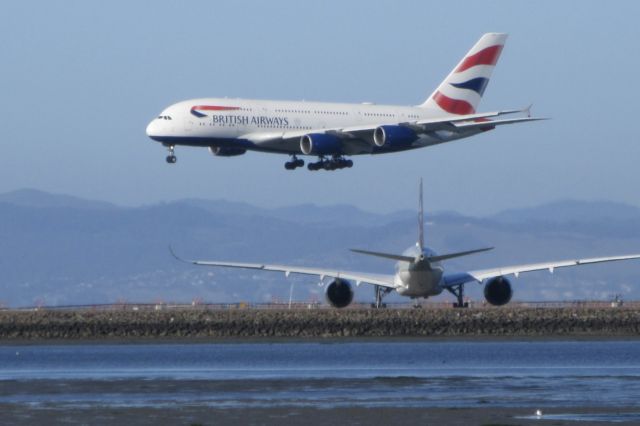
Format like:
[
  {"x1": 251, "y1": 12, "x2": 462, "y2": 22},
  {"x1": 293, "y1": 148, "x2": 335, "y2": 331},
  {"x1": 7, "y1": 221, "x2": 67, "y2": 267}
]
[
  {"x1": 419, "y1": 33, "x2": 508, "y2": 115},
  {"x1": 350, "y1": 179, "x2": 493, "y2": 264},
  {"x1": 418, "y1": 178, "x2": 425, "y2": 251}
]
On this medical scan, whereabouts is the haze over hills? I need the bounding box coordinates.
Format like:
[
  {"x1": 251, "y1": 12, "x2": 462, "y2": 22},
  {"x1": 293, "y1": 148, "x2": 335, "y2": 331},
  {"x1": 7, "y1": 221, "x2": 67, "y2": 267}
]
[
  {"x1": 1, "y1": 189, "x2": 639, "y2": 307},
  {"x1": 0, "y1": 189, "x2": 118, "y2": 210}
]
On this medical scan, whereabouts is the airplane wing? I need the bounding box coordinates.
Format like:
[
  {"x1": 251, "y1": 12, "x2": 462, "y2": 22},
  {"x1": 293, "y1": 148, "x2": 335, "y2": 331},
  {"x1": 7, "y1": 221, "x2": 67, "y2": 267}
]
[
  {"x1": 243, "y1": 107, "x2": 545, "y2": 154},
  {"x1": 408, "y1": 109, "x2": 545, "y2": 133},
  {"x1": 443, "y1": 253, "x2": 640, "y2": 288},
  {"x1": 170, "y1": 248, "x2": 397, "y2": 288}
]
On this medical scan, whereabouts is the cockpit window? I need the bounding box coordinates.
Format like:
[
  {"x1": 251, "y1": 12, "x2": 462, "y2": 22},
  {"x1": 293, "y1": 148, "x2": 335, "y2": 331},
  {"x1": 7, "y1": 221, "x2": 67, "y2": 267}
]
[{"x1": 157, "y1": 115, "x2": 173, "y2": 120}]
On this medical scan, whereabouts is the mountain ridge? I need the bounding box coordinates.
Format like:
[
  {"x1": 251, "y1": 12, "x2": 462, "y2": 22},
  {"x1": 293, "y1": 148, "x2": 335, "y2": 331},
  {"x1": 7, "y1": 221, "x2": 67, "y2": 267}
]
[{"x1": 1, "y1": 189, "x2": 639, "y2": 307}]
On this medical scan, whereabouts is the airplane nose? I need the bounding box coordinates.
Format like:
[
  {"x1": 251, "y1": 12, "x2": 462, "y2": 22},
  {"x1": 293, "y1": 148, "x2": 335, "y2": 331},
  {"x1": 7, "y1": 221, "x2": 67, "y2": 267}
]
[
  {"x1": 146, "y1": 120, "x2": 156, "y2": 137},
  {"x1": 146, "y1": 120, "x2": 163, "y2": 141}
]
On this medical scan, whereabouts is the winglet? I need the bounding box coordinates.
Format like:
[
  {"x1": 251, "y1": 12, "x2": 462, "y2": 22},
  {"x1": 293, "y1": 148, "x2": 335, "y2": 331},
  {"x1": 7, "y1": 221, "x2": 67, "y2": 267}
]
[{"x1": 169, "y1": 245, "x2": 191, "y2": 264}]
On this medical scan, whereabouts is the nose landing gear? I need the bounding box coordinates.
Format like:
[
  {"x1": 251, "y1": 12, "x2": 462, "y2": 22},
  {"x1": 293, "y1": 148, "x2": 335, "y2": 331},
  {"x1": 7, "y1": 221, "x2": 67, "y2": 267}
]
[{"x1": 165, "y1": 145, "x2": 177, "y2": 164}]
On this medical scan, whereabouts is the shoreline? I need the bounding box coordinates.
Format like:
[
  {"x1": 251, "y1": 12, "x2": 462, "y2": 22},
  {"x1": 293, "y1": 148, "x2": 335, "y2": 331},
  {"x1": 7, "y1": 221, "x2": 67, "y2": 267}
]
[
  {"x1": 2, "y1": 333, "x2": 640, "y2": 345},
  {"x1": 0, "y1": 404, "x2": 638, "y2": 426},
  {"x1": 1, "y1": 307, "x2": 638, "y2": 341}
]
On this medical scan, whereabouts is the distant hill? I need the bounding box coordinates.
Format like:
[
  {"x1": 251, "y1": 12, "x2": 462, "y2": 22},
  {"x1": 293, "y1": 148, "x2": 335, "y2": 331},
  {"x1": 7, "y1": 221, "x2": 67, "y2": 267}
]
[
  {"x1": 1, "y1": 189, "x2": 639, "y2": 307},
  {"x1": 489, "y1": 200, "x2": 640, "y2": 240},
  {"x1": 180, "y1": 198, "x2": 413, "y2": 227},
  {"x1": 492, "y1": 199, "x2": 640, "y2": 223},
  {"x1": 0, "y1": 189, "x2": 117, "y2": 210}
]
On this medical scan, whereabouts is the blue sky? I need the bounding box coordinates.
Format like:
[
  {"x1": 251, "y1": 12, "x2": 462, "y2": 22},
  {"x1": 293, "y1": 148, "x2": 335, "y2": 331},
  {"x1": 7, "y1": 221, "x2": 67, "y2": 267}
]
[{"x1": 2, "y1": 0, "x2": 639, "y2": 215}]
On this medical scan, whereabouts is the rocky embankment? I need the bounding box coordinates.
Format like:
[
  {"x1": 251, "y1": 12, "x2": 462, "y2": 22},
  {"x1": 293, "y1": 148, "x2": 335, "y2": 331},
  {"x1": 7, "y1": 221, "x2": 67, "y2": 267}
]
[{"x1": 1, "y1": 307, "x2": 639, "y2": 340}]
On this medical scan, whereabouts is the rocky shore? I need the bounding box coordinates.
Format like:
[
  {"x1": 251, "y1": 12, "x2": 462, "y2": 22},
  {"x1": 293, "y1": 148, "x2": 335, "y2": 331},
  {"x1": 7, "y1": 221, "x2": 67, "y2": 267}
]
[{"x1": 1, "y1": 307, "x2": 639, "y2": 340}]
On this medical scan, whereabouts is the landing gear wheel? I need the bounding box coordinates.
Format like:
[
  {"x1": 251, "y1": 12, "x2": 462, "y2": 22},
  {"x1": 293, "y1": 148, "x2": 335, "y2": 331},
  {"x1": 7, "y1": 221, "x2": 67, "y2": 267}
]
[
  {"x1": 308, "y1": 156, "x2": 325, "y2": 171},
  {"x1": 371, "y1": 303, "x2": 387, "y2": 308},
  {"x1": 373, "y1": 285, "x2": 392, "y2": 309},
  {"x1": 307, "y1": 156, "x2": 353, "y2": 171},
  {"x1": 165, "y1": 145, "x2": 176, "y2": 164},
  {"x1": 285, "y1": 156, "x2": 305, "y2": 170},
  {"x1": 446, "y1": 285, "x2": 469, "y2": 308}
]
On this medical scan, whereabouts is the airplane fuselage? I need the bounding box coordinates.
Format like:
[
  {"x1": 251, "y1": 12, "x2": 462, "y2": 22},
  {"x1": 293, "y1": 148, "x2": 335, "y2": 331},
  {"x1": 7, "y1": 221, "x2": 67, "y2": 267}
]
[
  {"x1": 146, "y1": 98, "x2": 483, "y2": 156},
  {"x1": 393, "y1": 245, "x2": 445, "y2": 298},
  {"x1": 145, "y1": 34, "x2": 540, "y2": 170}
]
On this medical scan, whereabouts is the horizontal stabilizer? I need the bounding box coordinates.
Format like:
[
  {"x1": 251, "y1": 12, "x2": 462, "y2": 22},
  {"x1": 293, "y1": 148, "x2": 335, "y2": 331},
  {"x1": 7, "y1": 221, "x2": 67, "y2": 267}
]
[
  {"x1": 451, "y1": 116, "x2": 548, "y2": 131},
  {"x1": 350, "y1": 248, "x2": 415, "y2": 263},
  {"x1": 350, "y1": 246, "x2": 493, "y2": 264},
  {"x1": 428, "y1": 247, "x2": 494, "y2": 262}
]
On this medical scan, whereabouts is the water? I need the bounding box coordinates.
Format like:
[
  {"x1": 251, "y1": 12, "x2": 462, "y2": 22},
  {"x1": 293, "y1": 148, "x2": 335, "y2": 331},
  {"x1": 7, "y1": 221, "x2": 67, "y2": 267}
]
[{"x1": 1, "y1": 340, "x2": 640, "y2": 410}]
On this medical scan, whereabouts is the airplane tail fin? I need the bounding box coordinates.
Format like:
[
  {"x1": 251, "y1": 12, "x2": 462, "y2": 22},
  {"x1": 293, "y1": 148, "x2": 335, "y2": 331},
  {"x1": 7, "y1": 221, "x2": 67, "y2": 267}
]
[
  {"x1": 418, "y1": 178, "x2": 424, "y2": 251},
  {"x1": 350, "y1": 178, "x2": 493, "y2": 265},
  {"x1": 419, "y1": 33, "x2": 508, "y2": 114}
]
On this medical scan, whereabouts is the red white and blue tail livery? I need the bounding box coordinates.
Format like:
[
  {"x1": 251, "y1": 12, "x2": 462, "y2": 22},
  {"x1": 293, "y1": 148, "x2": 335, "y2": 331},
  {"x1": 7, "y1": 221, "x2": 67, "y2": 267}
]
[
  {"x1": 421, "y1": 33, "x2": 506, "y2": 115},
  {"x1": 146, "y1": 33, "x2": 543, "y2": 170}
]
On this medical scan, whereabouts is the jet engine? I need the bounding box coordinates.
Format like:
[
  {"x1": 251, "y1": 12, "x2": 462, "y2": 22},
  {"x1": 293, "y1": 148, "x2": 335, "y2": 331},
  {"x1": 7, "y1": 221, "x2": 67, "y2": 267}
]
[
  {"x1": 209, "y1": 146, "x2": 247, "y2": 157},
  {"x1": 483, "y1": 276, "x2": 513, "y2": 306},
  {"x1": 373, "y1": 125, "x2": 417, "y2": 148},
  {"x1": 300, "y1": 133, "x2": 342, "y2": 155},
  {"x1": 325, "y1": 279, "x2": 354, "y2": 308}
]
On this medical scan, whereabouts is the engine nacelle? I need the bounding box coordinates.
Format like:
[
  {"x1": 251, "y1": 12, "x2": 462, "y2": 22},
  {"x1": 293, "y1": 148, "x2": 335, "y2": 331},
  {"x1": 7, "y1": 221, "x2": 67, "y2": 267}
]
[
  {"x1": 373, "y1": 125, "x2": 417, "y2": 148},
  {"x1": 209, "y1": 146, "x2": 247, "y2": 157},
  {"x1": 483, "y1": 276, "x2": 513, "y2": 306},
  {"x1": 300, "y1": 133, "x2": 342, "y2": 155},
  {"x1": 325, "y1": 279, "x2": 354, "y2": 308}
]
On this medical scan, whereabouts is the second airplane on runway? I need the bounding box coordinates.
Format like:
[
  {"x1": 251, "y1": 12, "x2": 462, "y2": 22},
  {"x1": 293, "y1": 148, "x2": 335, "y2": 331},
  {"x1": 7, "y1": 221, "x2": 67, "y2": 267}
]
[
  {"x1": 171, "y1": 180, "x2": 640, "y2": 308},
  {"x1": 146, "y1": 33, "x2": 542, "y2": 171}
]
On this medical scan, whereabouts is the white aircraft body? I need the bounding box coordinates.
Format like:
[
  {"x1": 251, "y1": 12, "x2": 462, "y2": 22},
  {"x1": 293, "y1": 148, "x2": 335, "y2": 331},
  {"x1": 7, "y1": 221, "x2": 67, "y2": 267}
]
[
  {"x1": 147, "y1": 33, "x2": 543, "y2": 171},
  {"x1": 171, "y1": 181, "x2": 640, "y2": 308}
]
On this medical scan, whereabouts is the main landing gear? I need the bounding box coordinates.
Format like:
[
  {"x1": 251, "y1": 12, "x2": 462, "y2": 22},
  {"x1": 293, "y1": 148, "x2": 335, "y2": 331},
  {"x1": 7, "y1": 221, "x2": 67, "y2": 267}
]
[
  {"x1": 446, "y1": 285, "x2": 469, "y2": 308},
  {"x1": 372, "y1": 285, "x2": 392, "y2": 309},
  {"x1": 165, "y1": 145, "x2": 177, "y2": 164},
  {"x1": 307, "y1": 156, "x2": 353, "y2": 171},
  {"x1": 284, "y1": 155, "x2": 305, "y2": 170}
]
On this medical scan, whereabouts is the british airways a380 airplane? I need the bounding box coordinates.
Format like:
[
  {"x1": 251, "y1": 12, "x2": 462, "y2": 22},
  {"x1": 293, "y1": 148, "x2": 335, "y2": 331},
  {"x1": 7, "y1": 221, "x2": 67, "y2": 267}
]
[
  {"x1": 146, "y1": 33, "x2": 543, "y2": 171},
  {"x1": 171, "y1": 180, "x2": 640, "y2": 308}
]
